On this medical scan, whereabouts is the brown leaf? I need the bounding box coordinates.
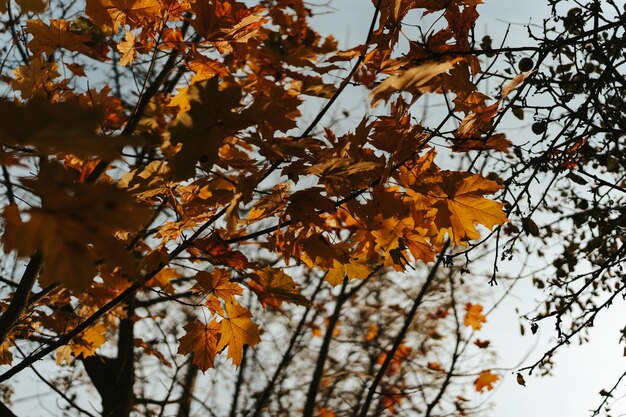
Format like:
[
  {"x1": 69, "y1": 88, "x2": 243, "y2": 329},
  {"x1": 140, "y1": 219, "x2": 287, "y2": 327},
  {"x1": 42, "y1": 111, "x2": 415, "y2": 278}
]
[{"x1": 177, "y1": 320, "x2": 220, "y2": 372}]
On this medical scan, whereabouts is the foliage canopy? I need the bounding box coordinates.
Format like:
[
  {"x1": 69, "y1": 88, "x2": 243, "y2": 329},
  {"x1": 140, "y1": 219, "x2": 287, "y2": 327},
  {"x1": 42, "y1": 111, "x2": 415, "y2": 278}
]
[{"x1": 0, "y1": 0, "x2": 624, "y2": 416}]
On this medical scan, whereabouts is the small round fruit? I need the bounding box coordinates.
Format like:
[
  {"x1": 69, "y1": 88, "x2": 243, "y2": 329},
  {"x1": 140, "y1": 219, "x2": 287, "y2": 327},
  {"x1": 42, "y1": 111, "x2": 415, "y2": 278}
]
[
  {"x1": 518, "y1": 57, "x2": 534, "y2": 72},
  {"x1": 531, "y1": 121, "x2": 547, "y2": 134}
]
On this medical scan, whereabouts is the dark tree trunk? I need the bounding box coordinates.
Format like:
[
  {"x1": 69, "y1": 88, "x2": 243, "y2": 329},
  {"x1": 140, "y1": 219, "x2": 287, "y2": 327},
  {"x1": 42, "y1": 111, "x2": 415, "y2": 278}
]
[{"x1": 82, "y1": 301, "x2": 135, "y2": 417}]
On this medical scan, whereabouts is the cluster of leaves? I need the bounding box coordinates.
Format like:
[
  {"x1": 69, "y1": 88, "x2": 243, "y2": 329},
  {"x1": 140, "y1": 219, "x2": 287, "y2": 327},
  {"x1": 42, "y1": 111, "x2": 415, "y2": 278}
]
[{"x1": 0, "y1": 0, "x2": 555, "y2": 415}]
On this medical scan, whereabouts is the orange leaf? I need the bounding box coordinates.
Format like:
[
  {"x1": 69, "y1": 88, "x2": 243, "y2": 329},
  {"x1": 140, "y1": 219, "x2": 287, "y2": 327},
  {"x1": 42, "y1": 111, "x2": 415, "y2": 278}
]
[
  {"x1": 193, "y1": 269, "x2": 243, "y2": 302},
  {"x1": 464, "y1": 303, "x2": 486, "y2": 330},
  {"x1": 474, "y1": 370, "x2": 499, "y2": 392},
  {"x1": 426, "y1": 172, "x2": 508, "y2": 244},
  {"x1": 26, "y1": 19, "x2": 91, "y2": 55},
  {"x1": 72, "y1": 323, "x2": 107, "y2": 358},
  {"x1": 177, "y1": 320, "x2": 220, "y2": 372}
]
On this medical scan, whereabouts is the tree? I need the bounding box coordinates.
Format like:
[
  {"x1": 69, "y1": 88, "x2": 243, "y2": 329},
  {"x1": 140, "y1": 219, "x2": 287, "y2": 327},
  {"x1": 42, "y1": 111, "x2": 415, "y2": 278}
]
[{"x1": 0, "y1": 0, "x2": 622, "y2": 416}]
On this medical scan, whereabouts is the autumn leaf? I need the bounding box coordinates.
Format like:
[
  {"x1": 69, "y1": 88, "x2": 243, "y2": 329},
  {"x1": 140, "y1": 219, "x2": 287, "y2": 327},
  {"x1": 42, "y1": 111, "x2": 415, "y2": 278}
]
[
  {"x1": 247, "y1": 267, "x2": 309, "y2": 309},
  {"x1": 177, "y1": 320, "x2": 220, "y2": 372},
  {"x1": 0, "y1": 97, "x2": 129, "y2": 158},
  {"x1": 474, "y1": 370, "x2": 498, "y2": 392},
  {"x1": 117, "y1": 30, "x2": 136, "y2": 66},
  {"x1": 72, "y1": 323, "x2": 107, "y2": 358},
  {"x1": 325, "y1": 259, "x2": 372, "y2": 286},
  {"x1": 3, "y1": 0, "x2": 48, "y2": 13},
  {"x1": 0, "y1": 341, "x2": 13, "y2": 366},
  {"x1": 501, "y1": 71, "x2": 534, "y2": 99},
  {"x1": 10, "y1": 56, "x2": 60, "y2": 99},
  {"x1": 464, "y1": 303, "x2": 487, "y2": 330},
  {"x1": 2, "y1": 163, "x2": 151, "y2": 290},
  {"x1": 415, "y1": 171, "x2": 508, "y2": 244},
  {"x1": 26, "y1": 19, "x2": 91, "y2": 55},
  {"x1": 427, "y1": 361, "x2": 444, "y2": 372},
  {"x1": 166, "y1": 78, "x2": 248, "y2": 180},
  {"x1": 371, "y1": 59, "x2": 462, "y2": 106},
  {"x1": 216, "y1": 302, "x2": 260, "y2": 367},
  {"x1": 193, "y1": 269, "x2": 243, "y2": 312},
  {"x1": 66, "y1": 62, "x2": 87, "y2": 77},
  {"x1": 86, "y1": 0, "x2": 162, "y2": 32}
]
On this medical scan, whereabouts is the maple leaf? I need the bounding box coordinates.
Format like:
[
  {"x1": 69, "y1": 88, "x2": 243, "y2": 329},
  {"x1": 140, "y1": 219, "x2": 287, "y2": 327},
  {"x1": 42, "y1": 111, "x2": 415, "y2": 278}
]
[
  {"x1": 371, "y1": 59, "x2": 462, "y2": 106},
  {"x1": 325, "y1": 259, "x2": 372, "y2": 286},
  {"x1": 0, "y1": 341, "x2": 13, "y2": 366},
  {"x1": 147, "y1": 267, "x2": 179, "y2": 294},
  {"x1": 166, "y1": 78, "x2": 248, "y2": 180},
  {"x1": 26, "y1": 19, "x2": 91, "y2": 56},
  {"x1": 216, "y1": 302, "x2": 260, "y2": 367},
  {"x1": 284, "y1": 188, "x2": 335, "y2": 228},
  {"x1": 247, "y1": 267, "x2": 309, "y2": 309},
  {"x1": 177, "y1": 320, "x2": 220, "y2": 372},
  {"x1": 10, "y1": 56, "x2": 60, "y2": 99},
  {"x1": 86, "y1": 0, "x2": 163, "y2": 32},
  {"x1": 2, "y1": 163, "x2": 151, "y2": 290},
  {"x1": 0, "y1": 0, "x2": 47, "y2": 13},
  {"x1": 464, "y1": 303, "x2": 486, "y2": 330},
  {"x1": 474, "y1": 370, "x2": 498, "y2": 392},
  {"x1": 65, "y1": 62, "x2": 87, "y2": 77},
  {"x1": 117, "y1": 30, "x2": 136, "y2": 66},
  {"x1": 193, "y1": 269, "x2": 243, "y2": 313},
  {"x1": 0, "y1": 98, "x2": 129, "y2": 158},
  {"x1": 423, "y1": 172, "x2": 508, "y2": 244},
  {"x1": 72, "y1": 323, "x2": 107, "y2": 358},
  {"x1": 191, "y1": 235, "x2": 249, "y2": 270}
]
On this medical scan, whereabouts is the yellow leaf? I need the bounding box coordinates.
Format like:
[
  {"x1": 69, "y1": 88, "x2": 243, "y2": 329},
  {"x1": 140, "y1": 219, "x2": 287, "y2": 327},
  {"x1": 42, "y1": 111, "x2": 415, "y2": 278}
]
[
  {"x1": 216, "y1": 302, "x2": 260, "y2": 367},
  {"x1": 86, "y1": 0, "x2": 163, "y2": 32},
  {"x1": 168, "y1": 87, "x2": 191, "y2": 112},
  {"x1": 464, "y1": 303, "x2": 486, "y2": 330},
  {"x1": 72, "y1": 323, "x2": 107, "y2": 358},
  {"x1": 426, "y1": 172, "x2": 508, "y2": 244},
  {"x1": 117, "y1": 30, "x2": 136, "y2": 66},
  {"x1": 55, "y1": 345, "x2": 72, "y2": 365},
  {"x1": 325, "y1": 259, "x2": 372, "y2": 286}
]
